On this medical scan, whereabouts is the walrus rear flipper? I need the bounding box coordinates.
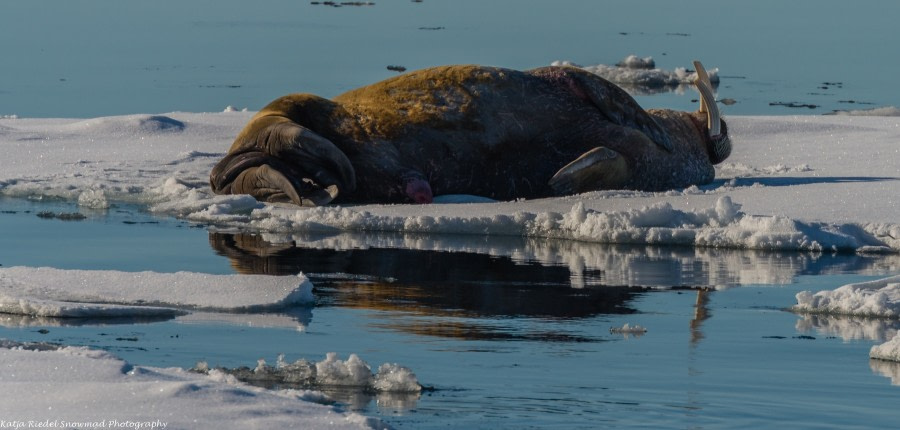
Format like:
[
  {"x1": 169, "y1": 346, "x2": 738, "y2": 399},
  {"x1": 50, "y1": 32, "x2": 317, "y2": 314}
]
[{"x1": 548, "y1": 147, "x2": 630, "y2": 195}]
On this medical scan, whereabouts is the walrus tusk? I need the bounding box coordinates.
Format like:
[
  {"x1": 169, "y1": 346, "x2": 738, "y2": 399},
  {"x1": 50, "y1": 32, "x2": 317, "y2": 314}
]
[
  {"x1": 693, "y1": 60, "x2": 710, "y2": 115},
  {"x1": 692, "y1": 60, "x2": 721, "y2": 137}
]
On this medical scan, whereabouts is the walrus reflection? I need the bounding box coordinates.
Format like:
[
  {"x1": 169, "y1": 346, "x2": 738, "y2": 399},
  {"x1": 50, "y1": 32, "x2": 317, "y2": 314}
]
[
  {"x1": 690, "y1": 288, "x2": 711, "y2": 345},
  {"x1": 209, "y1": 232, "x2": 642, "y2": 329}
]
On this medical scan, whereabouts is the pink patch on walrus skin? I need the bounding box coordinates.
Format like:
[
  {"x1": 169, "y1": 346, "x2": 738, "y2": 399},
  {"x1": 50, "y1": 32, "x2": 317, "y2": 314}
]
[{"x1": 405, "y1": 178, "x2": 433, "y2": 204}]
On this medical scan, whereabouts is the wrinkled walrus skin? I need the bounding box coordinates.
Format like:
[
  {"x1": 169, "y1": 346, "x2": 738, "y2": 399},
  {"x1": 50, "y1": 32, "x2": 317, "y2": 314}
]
[{"x1": 210, "y1": 64, "x2": 730, "y2": 205}]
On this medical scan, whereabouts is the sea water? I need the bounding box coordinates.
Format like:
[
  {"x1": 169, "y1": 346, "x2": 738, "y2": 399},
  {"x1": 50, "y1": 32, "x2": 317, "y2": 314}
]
[
  {"x1": 2, "y1": 0, "x2": 899, "y2": 118},
  {"x1": 3, "y1": 0, "x2": 900, "y2": 428},
  {"x1": 1, "y1": 199, "x2": 900, "y2": 429}
]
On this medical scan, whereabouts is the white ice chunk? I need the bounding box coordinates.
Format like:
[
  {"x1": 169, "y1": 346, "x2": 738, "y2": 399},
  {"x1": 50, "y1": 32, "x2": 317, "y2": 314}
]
[
  {"x1": 610, "y1": 323, "x2": 648, "y2": 334},
  {"x1": 315, "y1": 352, "x2": 375, "y2": 388},
  {"x1": 794, "y1": 275, "x2": 900, "y2": 318},
  {"x1": 373, "y1": 363, "x2": 422, "y2": 393},
  {"x1": 552, "y1": 55, "x2": 719, "y2": 87},
  {"x1": 871, "y1": 333, "x2": 900, "y2": 362},
  {"x1": 77, "y1": 188, "x2": 110, "y2": 209},
  {"x1": 0, "y1": 267, "x2": 314, "y2": 317}
]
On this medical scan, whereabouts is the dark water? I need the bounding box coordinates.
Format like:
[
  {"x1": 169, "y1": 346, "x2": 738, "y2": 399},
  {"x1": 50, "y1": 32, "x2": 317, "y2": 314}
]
[{"x1": 2, "y1": 197, "x2": 899, "y2": 429}]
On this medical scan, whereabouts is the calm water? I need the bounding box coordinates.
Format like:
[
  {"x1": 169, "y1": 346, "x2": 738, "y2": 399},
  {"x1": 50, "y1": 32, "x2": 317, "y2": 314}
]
[
  {"x1": 2, "y1": 0, "x2": 899, "y2": 118},
  {"x1": 2, "y1": 198, "x2": 900, "y2": 429},
  {"x1": 3, "y1": 1, "x2": 900, "y2": 428}
]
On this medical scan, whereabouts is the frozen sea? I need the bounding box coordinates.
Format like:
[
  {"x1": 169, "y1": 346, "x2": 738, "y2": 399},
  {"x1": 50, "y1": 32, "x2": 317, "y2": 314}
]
[{"x1": 2, "y1": 0, "x2": 900, "y2": 429}]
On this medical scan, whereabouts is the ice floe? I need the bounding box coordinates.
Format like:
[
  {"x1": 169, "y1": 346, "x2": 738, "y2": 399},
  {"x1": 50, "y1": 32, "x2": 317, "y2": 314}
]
[
  {"x1": 0, "y1": 266, "x2": 313, "y2": 317},
  {"x1": 793, "y1": 275, "x2": 900, "y2": 318},
  {"x1": 551, "y1": 55, "x2": 719, "y2": 92}
]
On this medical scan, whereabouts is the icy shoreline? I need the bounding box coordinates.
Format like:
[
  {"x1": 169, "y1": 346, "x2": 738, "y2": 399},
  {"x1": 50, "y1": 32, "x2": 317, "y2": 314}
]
[{"x1": 1, "y1": 112, "x2": 898, "y2": 254}]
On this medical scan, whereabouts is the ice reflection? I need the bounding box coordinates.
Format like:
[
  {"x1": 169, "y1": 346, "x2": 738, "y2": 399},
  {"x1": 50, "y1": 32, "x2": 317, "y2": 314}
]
[
  {"x1": 208, "y1": 230, "x2": 897, "y2": 343},
  {"x1": 209, "y1": 230, "x2": 899, "y2": 289},
  {"x1": 176, "y1": 309, "x2": 313, "y2": 332},
  {"x1": 796, "y1": 314, "x2": 900, "y2": 342},
  {"x1": 0, "y1": 313, "x2": 176, "y2": 328},
  {"x1": 870, "y1": 359, "x2": 900, "y2": 386}
]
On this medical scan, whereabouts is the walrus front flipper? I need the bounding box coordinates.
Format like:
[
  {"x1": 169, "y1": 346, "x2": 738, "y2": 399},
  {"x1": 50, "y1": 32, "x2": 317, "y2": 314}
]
[
  {"x1": 261, "y1": 120, "x2": 357, "y2": 195},
  {"x1": 548, "y1": 147, "x2": 630, "y2": 195},
  {"x1": 210, "y1": 151, "x2": 337, "y2": 206},
  {"x1": 233, "y1": 165, "x2": 338, "y2": 206}
]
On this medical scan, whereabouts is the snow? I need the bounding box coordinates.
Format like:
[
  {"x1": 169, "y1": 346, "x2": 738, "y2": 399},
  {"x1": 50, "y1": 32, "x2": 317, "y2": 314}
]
[
  {"x1": 793, "y1": 275, "x2": 900, "y2": 318},
  {"x1": 0, "y1": 341, "x2": 387, "y2": 429},
  {"x1": 0, "y1": 266, "x2": 314, "y2": 317}
]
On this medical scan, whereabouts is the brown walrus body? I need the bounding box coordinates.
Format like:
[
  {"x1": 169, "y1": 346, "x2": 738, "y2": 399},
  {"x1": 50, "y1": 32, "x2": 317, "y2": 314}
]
[{"x1": 210, "y1": 63, "x2": 730, "y2": 205}]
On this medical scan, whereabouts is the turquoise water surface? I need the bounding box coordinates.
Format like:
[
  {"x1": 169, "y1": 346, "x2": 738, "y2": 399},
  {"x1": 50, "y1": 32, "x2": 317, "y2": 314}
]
[{"x1": 2, "y1": 1, "x2": 900, "y2": 428}]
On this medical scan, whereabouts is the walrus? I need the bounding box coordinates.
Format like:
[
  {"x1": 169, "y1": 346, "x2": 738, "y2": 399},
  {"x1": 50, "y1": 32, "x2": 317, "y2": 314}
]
[{"x1": 210, "y1": 61, "x2": 730, "y2": 205}]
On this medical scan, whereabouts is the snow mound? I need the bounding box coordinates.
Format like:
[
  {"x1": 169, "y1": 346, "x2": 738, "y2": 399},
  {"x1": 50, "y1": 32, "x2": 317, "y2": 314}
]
[
  {"x1": 64, "y1": 114, "x2": 185, "y2": 135},
  {"x1": 552, "y1": 55, "x2": 719, "y2": 88},
  {"x1": 0, "y1": 267, "x2": 314, "y2": 317},
  {"x1": 793, "y1": 275, "x2": 900, "y2": 318}
]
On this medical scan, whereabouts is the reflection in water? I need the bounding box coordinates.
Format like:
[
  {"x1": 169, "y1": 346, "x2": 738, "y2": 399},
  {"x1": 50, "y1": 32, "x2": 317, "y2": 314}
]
[
  {"x1": 176, "y1": 309, "x2": 313, "y2": 332},
  {"x1": 0, "y1": 313, "x2": 176, "y2": 328},
  {"x1": 796, "y1": 314, "x2": 900, "y2": 342},
  {"x1": 870, "y1": 359, "x2": 900, "y2": 386},
  {"x1": 210, "y1": 232, "x2": 641, "y2": 342},
  {"x1": 211, "y1": 231, "x2": 900, "y2": 289},
  {"x1": 691, "y1": 289, "x2": 712, "y2": 345},
  {"x1": 210, "y1": 231, "x2": 900, "y2": 343}
]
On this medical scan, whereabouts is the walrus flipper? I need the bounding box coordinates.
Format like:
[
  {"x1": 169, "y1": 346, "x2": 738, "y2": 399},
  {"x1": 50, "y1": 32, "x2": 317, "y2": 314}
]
[
  {"x1": 530, "y1": 67, "x2": 674, "y2": 152},
  {"x1": 261, "y1": 120, "x2": 357, "y2": 195},
  {"x1": 548, "y1": 147, "x2": 630, "y2": 195},
  {"x1": 209, "y1": 118, "x2": 354, "y2": 206},
  {"x1": 209, "y1": 151, "x2": 337, "y2": 206}
]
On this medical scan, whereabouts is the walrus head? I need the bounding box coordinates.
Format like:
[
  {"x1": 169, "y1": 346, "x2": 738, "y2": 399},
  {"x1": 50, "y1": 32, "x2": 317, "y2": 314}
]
[
  {"x1": 210, "y1": 106, "x2": 357, "y2": 206},
  {"x1": 693, "y1": 60, "x2": 731, "y2": 164}
]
